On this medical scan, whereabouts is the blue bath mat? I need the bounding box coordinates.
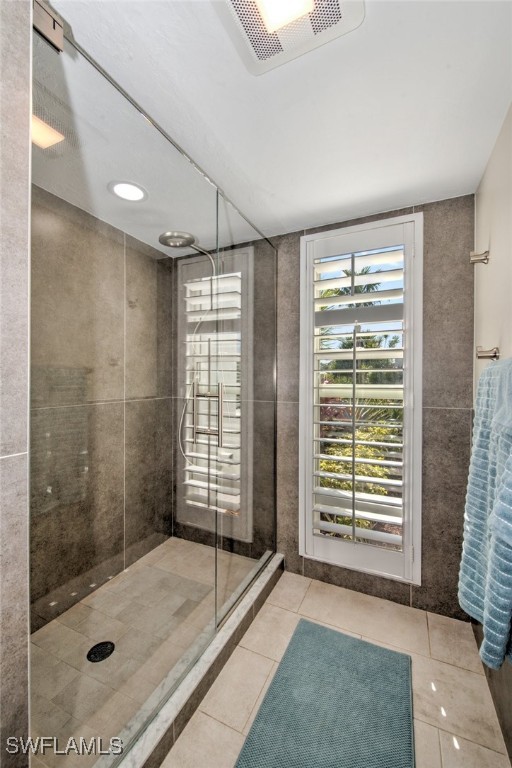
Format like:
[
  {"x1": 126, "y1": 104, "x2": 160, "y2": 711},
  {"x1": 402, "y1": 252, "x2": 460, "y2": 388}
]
[{"x1": 236, "y1": 619, "x2": 414, "y2": 768}]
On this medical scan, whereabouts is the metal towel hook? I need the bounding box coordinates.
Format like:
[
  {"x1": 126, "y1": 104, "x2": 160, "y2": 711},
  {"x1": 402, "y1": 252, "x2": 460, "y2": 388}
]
[
  {"x1": 476, "y1": 346, "x2": 500, "y2": 361},
  {"x1": 470, "y1": 250, "x2": 490, "y2": 265}
]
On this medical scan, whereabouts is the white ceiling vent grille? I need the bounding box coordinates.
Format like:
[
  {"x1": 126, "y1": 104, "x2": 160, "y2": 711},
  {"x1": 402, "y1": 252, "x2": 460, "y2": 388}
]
[{"x1": 216, "y1": 0, "x2": 365, "y2": 74}]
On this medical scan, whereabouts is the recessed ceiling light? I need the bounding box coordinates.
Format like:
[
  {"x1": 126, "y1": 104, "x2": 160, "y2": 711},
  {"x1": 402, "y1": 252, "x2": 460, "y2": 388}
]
[
  {"x1": 108, "y1": 181, "x2": 147, "y2": 202},
  {"x1": 32, "y1": 115, "x2": 65, "y2": 149},
  {"x1": 255, "y1": 0, "x2": 314, "y2": 33}
]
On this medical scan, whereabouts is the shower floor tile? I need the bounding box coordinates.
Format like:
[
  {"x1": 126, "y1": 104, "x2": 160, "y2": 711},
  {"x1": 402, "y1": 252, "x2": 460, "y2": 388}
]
[
  {"x1": 162, "y1": 572, "x2": 512, "y2": 768},
  {"x1": 30, "y1": 537, "x2": 258, "y2": 767}
]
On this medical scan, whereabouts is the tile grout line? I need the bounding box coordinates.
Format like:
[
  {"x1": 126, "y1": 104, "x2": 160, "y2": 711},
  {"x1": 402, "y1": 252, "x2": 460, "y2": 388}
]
[
  {"x1": 186, "y1": 710, "x2": 247, "y2": 741},
  {"x1": 285, "y1": 607, "x2": 486, "y2": 671},
  {"x1": 220, "y1": 656, "x2": 276, "y2": 736},
  {"x1": 435, "y1": 723, "x2": 510, "y2": 758},
  {"x1": 426, "y1": 611, "x2": 433, "y2": 657},
  {"x1": 422, "y1": 405, "x2": 473, "y2": 411},
  {"x1": 414, "y1": 711, "x2": 509, "y2": 760},
  {"x1": 0, "y1": 450, "x2": 28, "y2": 460},
  {"x1": 238, "y1": 637, "x2": 277, "y2": 664},
  {"x1": 31, "y1": 396, "x2": 175, "y2": 411},
  {"x1": 293, "y1": 580, "x2": 486, "y2": 663},
  {"x1": 295, "y1": 583, "x2": 311, "y2": 615},
  {"x1": 436, "y1": 725, "x2": 442, "y2": 767}
]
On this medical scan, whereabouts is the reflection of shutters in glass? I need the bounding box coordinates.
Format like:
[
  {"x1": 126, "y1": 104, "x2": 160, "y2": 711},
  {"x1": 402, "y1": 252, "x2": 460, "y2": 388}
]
[
  {"x1": 176, "y1": 249, "x2": 254, "y2": 544},
  {"x1": 183, "y1": 273, "x2": 243, "y2": 517},
  {"x1": 300, "y1": 216, "x2": 423, "y2": 584},
  {"x1": 313, "y1": 247, "x2": 404, "y2": 551}
]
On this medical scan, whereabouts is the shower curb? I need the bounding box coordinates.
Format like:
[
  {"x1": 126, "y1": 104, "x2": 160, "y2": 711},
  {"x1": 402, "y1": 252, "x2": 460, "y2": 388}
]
[{"x1": 117, "y1": 553, "x2": 284, "y2": 768}]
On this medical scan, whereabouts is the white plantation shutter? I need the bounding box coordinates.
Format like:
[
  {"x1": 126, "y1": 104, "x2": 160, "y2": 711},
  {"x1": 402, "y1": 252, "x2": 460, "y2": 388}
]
[{"x1": 299, "y1": 215, "x2": 423, "y2": 584}]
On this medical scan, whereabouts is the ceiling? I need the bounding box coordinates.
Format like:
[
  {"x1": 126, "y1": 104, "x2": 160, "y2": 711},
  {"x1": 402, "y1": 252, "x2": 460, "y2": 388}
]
[
  {"x1": 48, "y1": 0, "x2": 512, "y2": 239},
  {"x1": 32, "y1": 30, "x2": 261, "y2": 256}
]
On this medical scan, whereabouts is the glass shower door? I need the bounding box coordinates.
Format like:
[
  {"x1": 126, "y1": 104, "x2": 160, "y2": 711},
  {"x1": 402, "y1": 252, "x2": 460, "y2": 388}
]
[{"x1": 174, "y1": 192, "x2": 276, "y2": 627}]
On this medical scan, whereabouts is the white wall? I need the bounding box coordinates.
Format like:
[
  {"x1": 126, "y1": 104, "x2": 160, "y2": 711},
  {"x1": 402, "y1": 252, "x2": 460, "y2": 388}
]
[{"x1": 474, "y1": 104, "x2": 512, "y2": 389}]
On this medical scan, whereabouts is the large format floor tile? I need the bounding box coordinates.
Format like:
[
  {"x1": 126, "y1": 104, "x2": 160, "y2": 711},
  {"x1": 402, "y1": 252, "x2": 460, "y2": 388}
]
[
  {"x1": 164, "y1": 574, "x2": 511, "y2": 768},
  {"x1": 161, "y1": 711, "x2": 245, "y2": 768},
  {"x1": 414, "y1": 720, "x2": 442, "y2": 768},
  {"x1": 239, "y1": 603, "x2": 300, "y2": 661},
  {"x1": 199, "y1": 646, "x2": 274, "y2": 732},
  {"x1": 299, "y1": 579, "x2": 430, "y2": 656},
  {"x1": 438, "y1": 730, "x2": 511, "y2": 768},
  {"x1": 242, "y1": 662, "x2": 278, "y2": 737},
  {"x1": 33, "y1": 562, "x2": 511, "y2": 768},
  {"x1": 266, "y1": 571, "x2": 311, "y2": 612},
  {"x1": 412, "y1": 654, "x2": 506, "y2": 753},
  {"x1": 427, "y1": 612, "x2": 483, "y2": 674}
]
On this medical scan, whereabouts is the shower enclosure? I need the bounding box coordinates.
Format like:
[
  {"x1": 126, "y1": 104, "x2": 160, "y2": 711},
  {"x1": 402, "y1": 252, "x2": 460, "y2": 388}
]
[{"x1": 30, "y1": 24, "x2": 276, "y2": 765}]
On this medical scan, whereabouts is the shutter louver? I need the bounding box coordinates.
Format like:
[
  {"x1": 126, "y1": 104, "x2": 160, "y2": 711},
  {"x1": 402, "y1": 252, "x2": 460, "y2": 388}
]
[{"x1": 312, "y1": 245, "x2": 405, "y2": 552}]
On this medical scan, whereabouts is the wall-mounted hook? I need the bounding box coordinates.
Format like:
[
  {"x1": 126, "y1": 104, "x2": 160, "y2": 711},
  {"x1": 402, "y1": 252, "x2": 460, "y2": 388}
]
[
  {"x1": 476, "y1": 346, "x2": 500, "y2": 361},
  {"x1": 470, "y1": 250, "x2": 490, "y2": 265}
]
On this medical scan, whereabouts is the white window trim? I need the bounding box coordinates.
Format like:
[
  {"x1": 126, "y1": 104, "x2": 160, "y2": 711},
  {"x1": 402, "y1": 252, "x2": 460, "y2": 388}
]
[{"x1": 299, "y1": 213, "x2": 423, "y2": 585}]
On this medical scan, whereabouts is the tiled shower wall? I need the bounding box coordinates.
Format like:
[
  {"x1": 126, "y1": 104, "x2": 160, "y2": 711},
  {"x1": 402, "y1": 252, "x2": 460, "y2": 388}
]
[
  {"x1": 274, "y1": 196, "x2": 474, "y2": 619},
  {"x1": 0, "y1": 0, "x2": 31, "y2": 764},
  {"x1": 30, "y1": 188, "x2": 174, "y2": 631}
]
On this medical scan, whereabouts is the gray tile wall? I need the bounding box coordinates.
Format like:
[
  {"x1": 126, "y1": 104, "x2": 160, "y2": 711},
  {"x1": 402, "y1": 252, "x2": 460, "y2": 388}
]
[
  {"x1": 274, "y1": 196, "x2": 474, "y2": 618},
  {"x1": 30, "y1": 189, "x2": 174, "y2": 628},
  {"x1": 0, "y1": 1, "x2": 31, "y2": 764},
  {"x1": 250, "y1": 238, "x2": 277, "y2": 557}
]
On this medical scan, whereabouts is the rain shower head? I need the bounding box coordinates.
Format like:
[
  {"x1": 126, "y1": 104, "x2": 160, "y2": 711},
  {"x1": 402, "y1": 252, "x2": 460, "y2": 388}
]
[
  {"x1": 158, "y1": 231, "x2": 196, "y2": 248},
  {"x1": 158, "y1": 230, "x2": 216, "y2": 272}
]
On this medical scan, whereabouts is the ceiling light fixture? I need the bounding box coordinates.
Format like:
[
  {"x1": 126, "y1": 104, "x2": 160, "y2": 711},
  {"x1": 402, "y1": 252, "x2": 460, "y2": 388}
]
[
  {"x1": 32, "y1": 115, "x2": 65, "y2": 149},
  {"x1": 255, "y1": 0, "x2": 314, "y2": 33},
  {"x1": 108, "y1": 181, "x2": 147, "y2": 202},
  {"x1": 217, "y1": 0, "x2": 365, "y2": 75}
]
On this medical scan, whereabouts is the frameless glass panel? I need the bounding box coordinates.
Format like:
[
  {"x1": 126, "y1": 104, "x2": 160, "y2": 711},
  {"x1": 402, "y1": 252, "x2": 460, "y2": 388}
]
[
  {"x1": 212, "y1": 194, "x2": 276, "y2": 625},
  {"x1": 31, "y1": 16, "x2": 276, "y2": 763},
  {"x1": 30, "y1": 29, "x2": 220, "y2": 765}
]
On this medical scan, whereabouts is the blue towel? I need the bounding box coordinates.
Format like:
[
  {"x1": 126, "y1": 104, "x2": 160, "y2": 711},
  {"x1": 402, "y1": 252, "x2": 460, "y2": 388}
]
[{"x1": 458, "y1": 358, "x2": 512, "y2": 668}]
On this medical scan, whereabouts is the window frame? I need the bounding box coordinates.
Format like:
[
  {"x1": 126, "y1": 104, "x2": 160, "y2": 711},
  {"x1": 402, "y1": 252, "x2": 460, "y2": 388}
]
[{"x1": 299, "y1": 213, "x2": 423, "y2": 585}]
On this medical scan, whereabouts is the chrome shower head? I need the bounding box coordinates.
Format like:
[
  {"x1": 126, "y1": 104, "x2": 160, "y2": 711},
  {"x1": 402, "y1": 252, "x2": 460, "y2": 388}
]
[
  {"x1": 158, "y1": 229, "x2": 215, "y2": 272},
  {"x1": 158, "y1": 231, "x2": 196, "y2": 248}
]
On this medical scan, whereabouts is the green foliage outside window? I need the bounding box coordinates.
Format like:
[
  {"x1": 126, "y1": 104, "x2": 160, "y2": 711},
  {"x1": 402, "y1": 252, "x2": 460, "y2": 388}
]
[
  {"x1": 319, "y1": 424, "x2": 397, "y2": 533},
  {"x1": 317, "y1": 266, "x2": 403, "y2": 540}
]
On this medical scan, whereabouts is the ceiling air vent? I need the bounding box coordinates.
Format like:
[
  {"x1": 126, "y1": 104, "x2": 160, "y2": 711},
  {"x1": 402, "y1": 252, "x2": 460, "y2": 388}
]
[{"x1": 216, "y1": 0, "x2": 365, "y2": 75}]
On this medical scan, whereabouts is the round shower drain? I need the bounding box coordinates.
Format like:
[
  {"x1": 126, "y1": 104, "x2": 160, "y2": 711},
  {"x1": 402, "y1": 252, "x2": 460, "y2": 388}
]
[{"x1": 87, "y1": 641, "x2": 115, "y2": 663}]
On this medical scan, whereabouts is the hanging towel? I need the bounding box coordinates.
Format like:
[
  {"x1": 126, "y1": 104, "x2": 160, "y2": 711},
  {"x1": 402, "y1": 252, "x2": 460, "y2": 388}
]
[{"x1": 458, "y1": 357, "x2": 512, "y2": 669}]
